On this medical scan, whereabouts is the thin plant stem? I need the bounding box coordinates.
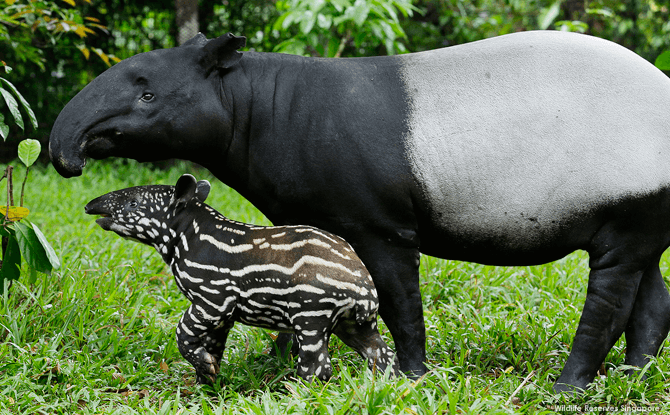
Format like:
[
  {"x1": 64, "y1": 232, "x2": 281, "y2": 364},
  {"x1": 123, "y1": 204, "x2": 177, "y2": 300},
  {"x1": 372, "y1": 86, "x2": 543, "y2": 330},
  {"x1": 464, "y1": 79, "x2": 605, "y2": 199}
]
[
  {"x1": 5, "y1": 165, "x2": 13, "y2": 217},
  {"x1": 20, "y1": 165, "x2": 30, "y2": 208}
]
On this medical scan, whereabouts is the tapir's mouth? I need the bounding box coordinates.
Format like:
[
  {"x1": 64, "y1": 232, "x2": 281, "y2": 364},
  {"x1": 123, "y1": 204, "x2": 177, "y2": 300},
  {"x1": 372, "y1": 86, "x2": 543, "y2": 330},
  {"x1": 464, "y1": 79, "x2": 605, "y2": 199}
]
[
  {"x1": 94, "y1": 215, "x2": 113, "y2": 230},
  {"x1": 84, "y1": 201, "x2": 113, "y2": 230},
  {"x1": 85, "y1": 130, "x2": 121, "y2": 159}
]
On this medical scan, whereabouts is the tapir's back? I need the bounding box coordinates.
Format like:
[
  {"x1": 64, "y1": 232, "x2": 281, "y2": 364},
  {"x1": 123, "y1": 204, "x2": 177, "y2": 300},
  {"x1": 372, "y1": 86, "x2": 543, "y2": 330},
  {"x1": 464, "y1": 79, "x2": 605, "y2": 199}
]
[{"x1": 397, "y1": 31, "x2": 670, "y2": 259}]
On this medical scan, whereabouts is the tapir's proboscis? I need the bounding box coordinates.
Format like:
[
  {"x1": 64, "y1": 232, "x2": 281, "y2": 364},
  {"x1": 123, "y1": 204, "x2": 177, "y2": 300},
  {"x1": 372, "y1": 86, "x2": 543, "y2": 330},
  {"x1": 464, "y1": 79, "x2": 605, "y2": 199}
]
[{"x1": 49, "y1": 30, "x2": 670, "y2": 393}]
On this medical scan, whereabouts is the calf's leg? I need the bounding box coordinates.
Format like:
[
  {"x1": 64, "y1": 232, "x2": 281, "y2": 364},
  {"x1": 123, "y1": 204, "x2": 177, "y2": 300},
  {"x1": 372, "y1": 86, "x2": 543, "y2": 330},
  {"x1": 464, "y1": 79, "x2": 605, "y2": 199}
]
[
  {"x1": 294, "y1": 326, "x2": 332, "y2": 381},
  {"x1": 334, "y1": 318, "x2": 399, "y2": 376},
  {"x1": 176, "y1": 305, "x2": 234, "y2": 384}
]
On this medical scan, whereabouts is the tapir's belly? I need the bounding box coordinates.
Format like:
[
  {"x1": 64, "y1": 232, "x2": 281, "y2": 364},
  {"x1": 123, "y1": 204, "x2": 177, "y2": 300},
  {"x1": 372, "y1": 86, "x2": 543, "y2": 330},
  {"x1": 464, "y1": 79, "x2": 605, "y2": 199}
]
[{"x1": 398, "y1": 31, "x2": 670, "y2": 262}]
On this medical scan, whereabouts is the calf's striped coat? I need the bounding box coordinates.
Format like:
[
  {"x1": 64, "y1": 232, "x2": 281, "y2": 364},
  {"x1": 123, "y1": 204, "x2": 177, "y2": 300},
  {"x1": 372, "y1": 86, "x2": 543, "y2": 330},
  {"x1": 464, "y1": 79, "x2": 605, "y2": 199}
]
[{"x1": 85, "y1": 174, "x2": 398, "y2": 383}]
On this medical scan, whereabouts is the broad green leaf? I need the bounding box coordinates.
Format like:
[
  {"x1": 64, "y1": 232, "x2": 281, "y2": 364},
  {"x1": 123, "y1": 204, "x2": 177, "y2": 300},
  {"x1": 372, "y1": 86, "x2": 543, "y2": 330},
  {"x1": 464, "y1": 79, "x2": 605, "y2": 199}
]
[
  {"x1": 353, "y1": 3, "x2": 371, "y2": 26},
  {"x1": 14, "y1": 221, "x2": 52, "y2": 275},
  {"x1": 0, "y1": 114, "x2": 8, "y2": 141},
  {"x1": 26, "y1": 266, "x2": 38, "y2": 285},
  {"x1": 299, "y1": 11, "x2": 316, "y2": 34},
  {"x1": 0, "y1": 88, "x2": 23, "y2": 131},
  {"x1": 655, "y1": 51, "x2": 670, "y2": 71},
  {"x1": 31, "y1": 222, "x2": 60, "y2": 270},
  {"x1": 0, "y1": 78, "x2": 38, "y2": 130},
  {"x1": 18, "y1": 139, "x2": 41, "y2": 168},
  {"x1": 330, "y1": 0, "x2": 351, "y2": 13},
  {"x1": 316, "y1": 13, "x2": 332, "y2": 30},
  {"x1": 538, "y1": 1, "x2": 561, "y2": 30},
  {"x1": 0, "y1": 234, "x2": 22, "y2": 289}
]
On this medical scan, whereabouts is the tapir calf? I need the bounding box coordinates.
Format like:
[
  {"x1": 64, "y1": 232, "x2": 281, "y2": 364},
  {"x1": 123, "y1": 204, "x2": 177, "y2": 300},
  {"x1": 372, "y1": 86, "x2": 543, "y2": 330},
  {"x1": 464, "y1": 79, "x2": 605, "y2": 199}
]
[
  {"x1": 50, "y1": 30, "x2": 670, "y2": 392},
  {"x1": 85, "y1": 174, "x2": 399, "y2": 383}
]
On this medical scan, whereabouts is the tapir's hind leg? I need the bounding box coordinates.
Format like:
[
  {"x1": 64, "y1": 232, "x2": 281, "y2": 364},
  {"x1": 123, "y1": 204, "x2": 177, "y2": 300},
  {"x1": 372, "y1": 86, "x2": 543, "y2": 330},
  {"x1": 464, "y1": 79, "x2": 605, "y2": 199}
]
[
  {"x1": 625, "y1": 259, "x2": 670, "y2": 369},
  {"x1": 334, "y1": 318, "x2": 399, "y2": 376},
  {"x1": 554, "y1": 262, "x2": 644, "y2": 392},
  {"x1": 554, "y1": 214, "x2": 670, "y2": 393}
]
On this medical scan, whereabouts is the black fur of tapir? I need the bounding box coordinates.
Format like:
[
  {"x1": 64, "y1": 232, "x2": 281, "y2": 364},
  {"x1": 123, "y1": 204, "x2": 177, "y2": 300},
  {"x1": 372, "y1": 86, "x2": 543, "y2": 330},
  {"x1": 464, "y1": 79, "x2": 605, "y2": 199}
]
[
  {"x1": 52, "y1": 30, "x2": 670, "y2": 392},
  {"x1": 85, "y1": 174, "x2": 399, "y2": 383}
]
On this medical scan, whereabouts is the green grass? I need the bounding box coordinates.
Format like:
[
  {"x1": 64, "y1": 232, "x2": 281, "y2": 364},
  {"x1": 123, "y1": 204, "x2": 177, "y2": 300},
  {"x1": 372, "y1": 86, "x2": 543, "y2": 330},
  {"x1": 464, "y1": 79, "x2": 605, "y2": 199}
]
[{"x1": 1, "y1": 159, "x2": 669, "y2": 414}]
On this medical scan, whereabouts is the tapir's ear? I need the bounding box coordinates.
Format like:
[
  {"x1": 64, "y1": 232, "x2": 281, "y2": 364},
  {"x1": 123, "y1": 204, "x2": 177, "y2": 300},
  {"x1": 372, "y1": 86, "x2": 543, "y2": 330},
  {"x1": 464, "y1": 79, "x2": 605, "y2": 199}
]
[
  {"x1": 195, "y1": 180, "x2": 211, "y2": 202},
  {"x1": 200, "y1": 32, "x2": 246, "y2": 71},
  {"x1": 182, "y1": 32, "x2": 208, "y2": 47},
  {"x1": 173, "y1": 174, "x2": 198, "y2": 207}
]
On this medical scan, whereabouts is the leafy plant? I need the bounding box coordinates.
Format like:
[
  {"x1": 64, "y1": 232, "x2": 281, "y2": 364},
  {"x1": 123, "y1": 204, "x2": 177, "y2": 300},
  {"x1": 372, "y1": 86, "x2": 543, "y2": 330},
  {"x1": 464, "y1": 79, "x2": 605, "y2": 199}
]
[
  {"x1": 273, "y1": 0, "x2": 417, "y2": 57},
  {"x1": 0, "y1": 63, "x2": 59, "y2": 293},
  {"x1": 1, "y1": 0, "x2": 120, "y2": 70},
  {"x1": 0, "y1": 62, "x2": 37, "y2": 141},
  {"x1": 0, "y1": 139, "x2": 60, "y2": 293}
]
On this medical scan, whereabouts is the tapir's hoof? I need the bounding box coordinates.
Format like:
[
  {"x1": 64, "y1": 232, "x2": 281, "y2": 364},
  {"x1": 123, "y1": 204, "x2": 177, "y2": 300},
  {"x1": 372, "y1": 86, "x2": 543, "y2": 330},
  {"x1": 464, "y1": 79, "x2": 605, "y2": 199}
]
[
  {"x1": 553, "y1": 382, "x2": 585, "y2": 395},
  {"x1": 193, "y1": 348, "x2": 220, "y2": 384}
]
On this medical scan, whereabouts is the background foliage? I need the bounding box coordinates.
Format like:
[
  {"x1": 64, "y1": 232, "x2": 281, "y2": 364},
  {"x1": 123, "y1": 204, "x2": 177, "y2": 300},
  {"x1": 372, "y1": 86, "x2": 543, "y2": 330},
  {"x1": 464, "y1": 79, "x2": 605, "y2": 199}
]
[{"x1": 1, "y1": 0, "x2": 670, "y2": 161}]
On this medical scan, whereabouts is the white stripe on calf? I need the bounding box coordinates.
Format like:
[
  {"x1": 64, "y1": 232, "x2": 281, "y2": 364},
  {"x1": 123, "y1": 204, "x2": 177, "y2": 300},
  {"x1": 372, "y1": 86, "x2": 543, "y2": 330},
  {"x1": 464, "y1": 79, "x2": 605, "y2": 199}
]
[
  {"x1": 180, "y1": 233, "x2": 190, "y2": 251},
  {"x1": 295, "y1": 228, "x2": 342, "y2": 245},
  {"x1": 200, "y1": 285, "x2": 220, "y2": 295},
  {"x1": 246, "y1": 299, "x2": 288, "y2": 317},
  {"x1": 191, "y1": 291, "x2": 235, "y2": 313},
  {"x1": 270, "y1": 238, "x2": 331, "y2": 251},
  {"x1": 229, "y1": 255, "x2": 361, "y2": 278},
  {"x1": 179, "y1": 322, "x2": 196, "y2": 337},
  {"x1": 174, "y1": 264, "x2": 204, "y2": 284},
  {"x1": 272, "y1": 300, "x2": 301, "y2": 308},
  {"x1": 195, "y1": 305, "x2": 218, "y2": 321},
  {"x1": 184, "y1": 258, "x2": 220, "y2": 273},
  {"x1": 300, "y1": 339, "x2": 324, "y2": 352},
  {"x1": 293, "y1": 309, "x2": 333, "y2": 319},
  {"x1": 200, "y1": 234, "x2": 253, "y2": 253},
  {"x1": 240, "y1": 284, "x2": 326, "y2": 297},
  {"x1": 316, "y1": 273, "x2": 368, "y2": 295}
]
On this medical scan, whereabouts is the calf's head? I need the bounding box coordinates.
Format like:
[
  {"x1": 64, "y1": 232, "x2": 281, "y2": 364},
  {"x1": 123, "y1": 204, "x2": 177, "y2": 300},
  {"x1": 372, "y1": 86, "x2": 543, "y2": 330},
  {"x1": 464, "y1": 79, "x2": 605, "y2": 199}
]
[
  {"x1": 85, "y1": 174, "x2": 211, "y2": 244},
  {"x1": 49, "y1": 33, "x2": 246, "y2": 178}
]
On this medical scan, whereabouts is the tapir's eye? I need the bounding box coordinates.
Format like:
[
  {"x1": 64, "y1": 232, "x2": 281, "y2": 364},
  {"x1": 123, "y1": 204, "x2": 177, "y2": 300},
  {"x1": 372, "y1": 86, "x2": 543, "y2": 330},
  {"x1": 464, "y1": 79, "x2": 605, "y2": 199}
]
[{"x1": 141, "y1": 93, "x2": 154, "y2": 102}]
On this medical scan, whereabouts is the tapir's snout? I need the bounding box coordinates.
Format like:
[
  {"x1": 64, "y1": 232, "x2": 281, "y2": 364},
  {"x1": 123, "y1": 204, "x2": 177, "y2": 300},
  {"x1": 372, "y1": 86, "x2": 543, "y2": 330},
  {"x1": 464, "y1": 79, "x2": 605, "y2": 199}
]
[
  {"x1": 84, "y1": 196, "x2": 114, "y2": 230},
  {"x1": 49, "y1": 108, "x2": 88, "y2": 178}
]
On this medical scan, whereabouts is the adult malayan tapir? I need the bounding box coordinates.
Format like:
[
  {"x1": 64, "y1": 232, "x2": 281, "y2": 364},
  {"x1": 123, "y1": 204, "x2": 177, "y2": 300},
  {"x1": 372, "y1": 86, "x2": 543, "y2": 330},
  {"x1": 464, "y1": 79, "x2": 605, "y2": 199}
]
[{"x1": 49, "y1": 30, "x2": 670, "y2": 393}]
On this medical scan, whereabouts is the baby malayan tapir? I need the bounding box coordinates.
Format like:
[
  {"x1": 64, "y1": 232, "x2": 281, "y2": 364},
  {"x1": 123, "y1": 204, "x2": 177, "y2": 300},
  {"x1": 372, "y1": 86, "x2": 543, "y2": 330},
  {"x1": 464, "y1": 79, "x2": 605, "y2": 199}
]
[{"x1": 85, "y1": 174, "x2": 399, "y2": 383}]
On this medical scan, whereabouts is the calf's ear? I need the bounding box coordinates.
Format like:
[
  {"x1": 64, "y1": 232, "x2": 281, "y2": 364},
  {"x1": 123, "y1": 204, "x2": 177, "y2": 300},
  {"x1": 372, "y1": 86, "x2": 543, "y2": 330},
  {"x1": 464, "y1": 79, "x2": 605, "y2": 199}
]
[
  {"x1": 195, "y1": 180, "x2": 211, "y2": 202},
  {"x1": 173, "y1": 174, "x2": 198, "y2": 207},
  {"x1": 200, "y1": 32, "x2": 246, "y2": 71}
]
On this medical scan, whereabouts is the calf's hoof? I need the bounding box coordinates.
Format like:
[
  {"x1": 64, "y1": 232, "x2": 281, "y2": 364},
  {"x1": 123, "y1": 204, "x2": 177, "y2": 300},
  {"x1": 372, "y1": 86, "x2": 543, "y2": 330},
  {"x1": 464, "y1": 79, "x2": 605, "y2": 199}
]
[{"x1": 192, "y1": 347, "x2": 220, "y2": 384}]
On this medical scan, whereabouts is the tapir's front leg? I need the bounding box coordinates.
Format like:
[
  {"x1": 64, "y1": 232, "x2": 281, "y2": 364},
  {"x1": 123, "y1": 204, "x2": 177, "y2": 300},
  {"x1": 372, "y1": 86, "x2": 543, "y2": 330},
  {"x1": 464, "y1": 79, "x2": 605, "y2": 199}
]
[
  {"x1": 176, "y1": 304, "x2": 234, "y2": 384},
  {"x1": 349, "y1": 232, "x2": 426, "y2": 377}
]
